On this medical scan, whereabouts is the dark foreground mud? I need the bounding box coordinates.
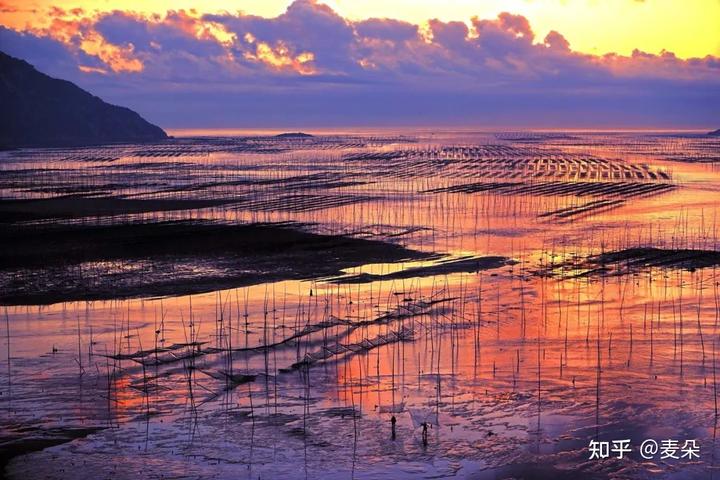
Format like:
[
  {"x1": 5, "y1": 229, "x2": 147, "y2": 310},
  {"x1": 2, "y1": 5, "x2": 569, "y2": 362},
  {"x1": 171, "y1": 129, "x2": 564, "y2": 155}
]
[
  {"x1": 547, "y1": 247, "x2": 720, "y2": 277},
  {"x1": 0, "y1": 426, "x2": 105, "y2": 471},
  {"x1": 325, "y1": 255, "x2": 514, "y2": 284},
  {"x1": 0, "y1": 220, "x2": 431, "y2": 305},
  {"x1": 0, "y1": 196, "x2": 235, "y2": 223}
]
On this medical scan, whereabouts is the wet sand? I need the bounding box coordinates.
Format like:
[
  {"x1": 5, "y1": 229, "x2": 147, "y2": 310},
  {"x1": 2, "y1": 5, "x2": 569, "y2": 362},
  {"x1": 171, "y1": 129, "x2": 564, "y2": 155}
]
[{"x1": 1, "y1": 131, "x2": 719, "y2": 480}]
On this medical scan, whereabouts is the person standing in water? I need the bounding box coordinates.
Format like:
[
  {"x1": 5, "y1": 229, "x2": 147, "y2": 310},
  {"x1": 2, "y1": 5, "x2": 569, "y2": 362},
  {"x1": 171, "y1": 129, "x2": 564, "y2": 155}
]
[
  {"x1": 421, "y1": 422, "x2": 428, "y2": 446},
  {"x1": 391, "y1": 415, "x2": 397, "y2": 440}
]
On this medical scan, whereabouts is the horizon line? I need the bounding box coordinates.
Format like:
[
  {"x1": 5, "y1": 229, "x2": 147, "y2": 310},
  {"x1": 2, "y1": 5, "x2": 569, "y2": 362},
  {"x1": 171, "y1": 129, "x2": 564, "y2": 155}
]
[{"x1": 166, "y1": 126, "x2": 717, "y2": 137}]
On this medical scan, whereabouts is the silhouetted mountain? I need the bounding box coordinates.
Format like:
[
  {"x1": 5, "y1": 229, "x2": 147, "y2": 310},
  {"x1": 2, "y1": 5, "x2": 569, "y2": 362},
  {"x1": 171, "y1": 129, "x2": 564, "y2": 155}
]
[
  {"x1": 709, "y1": 129, "x2": 720, "y2": 137},
  {"x1": 0, "y1": 51, "x2": 167, "y2": 149}
]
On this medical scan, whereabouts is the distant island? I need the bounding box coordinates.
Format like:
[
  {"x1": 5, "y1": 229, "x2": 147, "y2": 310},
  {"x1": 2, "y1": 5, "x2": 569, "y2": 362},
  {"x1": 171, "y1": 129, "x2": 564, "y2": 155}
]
[
  {"x1": 275, "y1": 132, "x2": 314, "y2": 138},
  {"x1": 0, "y1": 51, "x2": 168, "y2": 149},
  {"x1": 708, "y1": 129, "x2": 720, "y2": 137}
]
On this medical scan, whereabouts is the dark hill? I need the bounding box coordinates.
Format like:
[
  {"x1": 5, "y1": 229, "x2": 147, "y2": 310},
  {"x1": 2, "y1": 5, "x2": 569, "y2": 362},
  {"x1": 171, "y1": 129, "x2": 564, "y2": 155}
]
[
  {"x1": 709, "y1": 129, "x2": 720, "y2": 137},
  {"x1": 0, "y1": 51, "x2": 167, "y2": 149},
  {"x1": 275, "y1": 132, "x2": 313, "y2": 138}
]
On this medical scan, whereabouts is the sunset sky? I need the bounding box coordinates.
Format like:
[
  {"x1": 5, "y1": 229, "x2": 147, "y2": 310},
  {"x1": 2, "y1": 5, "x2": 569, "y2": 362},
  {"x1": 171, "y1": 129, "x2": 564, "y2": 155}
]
[{"x1": 1, "y1": 0, "x2": 718, "y2": 129}]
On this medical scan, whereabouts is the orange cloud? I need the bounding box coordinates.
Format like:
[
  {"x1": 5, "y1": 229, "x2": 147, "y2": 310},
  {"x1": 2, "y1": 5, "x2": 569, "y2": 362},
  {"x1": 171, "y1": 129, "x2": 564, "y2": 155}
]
[
  {"x1": 24, "y1": 7, "x2": 144, "y2": 73},
  {"x1": 163, "y1": 9, "x2": 236, "y2": 46},
  {"x1": 13, "y1": 8, "x2": 235, "y2": 74},
  {"x1": 78, "y1": 64, "x2": 108, "y2": 74},
  {"x1": 78, "y1": 30, "x2": 143, "y2": 72},
  {"x1": 243, "y1": 32, "x2": 316, "y2": 75}
]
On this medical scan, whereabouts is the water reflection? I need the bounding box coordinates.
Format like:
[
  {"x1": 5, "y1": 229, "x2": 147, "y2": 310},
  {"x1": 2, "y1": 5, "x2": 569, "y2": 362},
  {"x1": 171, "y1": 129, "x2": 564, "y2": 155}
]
[{"x1": 1, "y1": 131, "x2": 719, "y2": 479}]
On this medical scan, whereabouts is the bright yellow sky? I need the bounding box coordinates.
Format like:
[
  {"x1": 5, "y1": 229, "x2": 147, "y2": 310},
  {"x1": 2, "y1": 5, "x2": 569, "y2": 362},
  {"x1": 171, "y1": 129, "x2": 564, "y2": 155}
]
[{"x1": 2, "y1": 0, "x2": 719, "y2": 58}]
